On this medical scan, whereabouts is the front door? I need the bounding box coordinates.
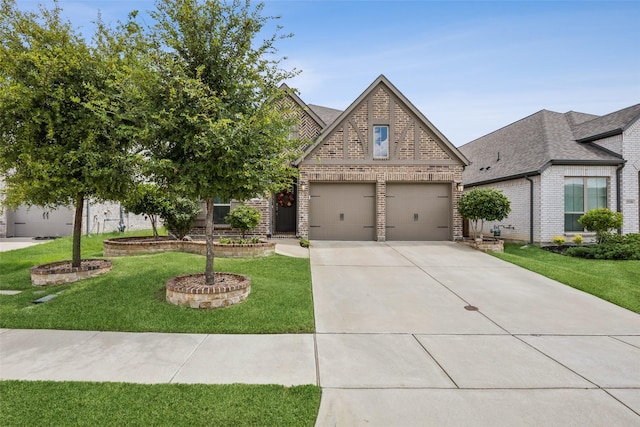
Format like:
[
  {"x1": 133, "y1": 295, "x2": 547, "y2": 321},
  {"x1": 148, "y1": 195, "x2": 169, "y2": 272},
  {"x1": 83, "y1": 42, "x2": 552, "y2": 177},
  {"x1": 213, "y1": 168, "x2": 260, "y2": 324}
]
[{"x1": 275, "y1": 188, "x2": 296, "y2": 232}]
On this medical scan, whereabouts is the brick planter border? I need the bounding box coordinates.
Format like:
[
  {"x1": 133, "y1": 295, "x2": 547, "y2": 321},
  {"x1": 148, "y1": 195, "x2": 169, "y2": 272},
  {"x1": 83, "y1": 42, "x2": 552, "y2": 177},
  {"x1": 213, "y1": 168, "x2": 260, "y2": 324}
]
[
  {"x1": 166, "y1": 272, "x2": 251, "y2": 309},
  {"x1": 30, "y1": 259, "x2": 113, "y2": 286},
  {"x1": 458, "y1": 238, "x2": 504, "y2": 253},
  {"x1": 103, "y1": 237, "x2": 275, "y2": 258}
]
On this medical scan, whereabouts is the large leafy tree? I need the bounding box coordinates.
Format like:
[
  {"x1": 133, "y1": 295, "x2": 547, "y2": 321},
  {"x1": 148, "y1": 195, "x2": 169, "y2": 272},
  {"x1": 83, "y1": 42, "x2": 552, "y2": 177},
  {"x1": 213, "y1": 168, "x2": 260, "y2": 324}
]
[
  {"x1": 0, "y1": 0, "x2": 144, "y2": 267},
  {"x1": 146, "y1": 0, "x2": 299, "y2": 285}
]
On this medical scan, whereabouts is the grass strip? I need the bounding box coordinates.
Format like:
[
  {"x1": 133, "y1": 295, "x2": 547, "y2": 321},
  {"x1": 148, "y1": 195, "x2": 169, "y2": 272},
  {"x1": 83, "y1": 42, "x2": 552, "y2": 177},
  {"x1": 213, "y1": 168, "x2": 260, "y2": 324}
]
[
  {"x1": 0, "y1": 380, "x2": 321, "y2": 427},
  {"x1": 492, "y1": 243, "x2": 640, "y2": 314}
]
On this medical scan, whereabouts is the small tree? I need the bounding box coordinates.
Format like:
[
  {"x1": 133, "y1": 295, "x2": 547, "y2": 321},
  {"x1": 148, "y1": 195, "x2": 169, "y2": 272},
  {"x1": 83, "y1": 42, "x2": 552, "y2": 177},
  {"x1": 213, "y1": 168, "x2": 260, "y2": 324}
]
[
  {"x1": 163, "y1": 197, "x2": 201, "y2": 240},
  {"x1": 122, "y1": 184, "x2": 171, "y2": 239},
  {"x1": 225, "y1": 205, "x2": 261, "y2": 239},
  {"x1": 578, "y1": 208, "x2": 623, "y2": 244},
  {"x1": 458, "y1": 188, "x2": 511, "y2": 239}
]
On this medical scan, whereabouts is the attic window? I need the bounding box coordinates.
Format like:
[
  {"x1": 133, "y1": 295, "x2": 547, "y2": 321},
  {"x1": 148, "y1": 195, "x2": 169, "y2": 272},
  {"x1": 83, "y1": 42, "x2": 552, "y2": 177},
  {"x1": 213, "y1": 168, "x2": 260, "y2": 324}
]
[{"x1": 373, "y1": 125, "x2": 389, "y2": 159}]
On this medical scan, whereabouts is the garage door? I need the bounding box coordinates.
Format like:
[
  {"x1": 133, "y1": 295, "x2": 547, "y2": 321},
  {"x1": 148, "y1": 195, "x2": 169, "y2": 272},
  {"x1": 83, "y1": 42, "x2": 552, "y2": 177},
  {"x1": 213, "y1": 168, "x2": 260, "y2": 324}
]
[
  {"x1": 309, "y1": 183, "x2": 376, "y2": 240},
  {"x1": 386, "y1": 183, "x2": 450, "y2": 240},
  {"x1": 10, "y1": 205, "x2": 73, "y2": 238}
]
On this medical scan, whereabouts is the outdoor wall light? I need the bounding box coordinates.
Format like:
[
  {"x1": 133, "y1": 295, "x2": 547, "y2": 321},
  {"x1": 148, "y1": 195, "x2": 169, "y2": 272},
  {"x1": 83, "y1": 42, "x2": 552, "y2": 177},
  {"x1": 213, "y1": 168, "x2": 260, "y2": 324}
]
[{"x1": 455, "y1": 182, "x2": 464, "y2": 192}]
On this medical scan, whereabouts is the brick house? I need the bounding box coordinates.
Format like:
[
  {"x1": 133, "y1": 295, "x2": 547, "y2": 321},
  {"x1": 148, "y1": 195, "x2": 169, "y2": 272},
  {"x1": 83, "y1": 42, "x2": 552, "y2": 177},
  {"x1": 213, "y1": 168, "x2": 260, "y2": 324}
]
[
  {"x1": 290, "y1": 75, "x2": 470, "y2": 241},
  {"x1": 458, "y1": 103, "x2": 640, "y2": 244},
  {"x1": 2, "y1": 75, "x2": 470, "y2": 241}
]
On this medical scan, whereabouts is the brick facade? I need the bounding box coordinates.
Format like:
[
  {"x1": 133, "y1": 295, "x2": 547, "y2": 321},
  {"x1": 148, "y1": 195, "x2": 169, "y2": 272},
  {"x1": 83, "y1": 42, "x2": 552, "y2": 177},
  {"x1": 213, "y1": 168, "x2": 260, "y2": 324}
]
[{"x1": 297, "y1": 77, "x2": 467, "y2": 241}]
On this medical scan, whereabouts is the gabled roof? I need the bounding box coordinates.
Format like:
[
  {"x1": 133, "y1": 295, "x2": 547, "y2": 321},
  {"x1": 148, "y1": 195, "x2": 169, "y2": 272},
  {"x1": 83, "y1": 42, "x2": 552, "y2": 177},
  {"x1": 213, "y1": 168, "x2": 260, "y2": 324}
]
[
  {"x1": 280, "y1": 83, "x2": 327, "y2": 128},
  {"x1": 297, "y1": 74, "x2": 469, "y2": 165},
  {"x1": 572, "y1": 103, "x2": 640, "y2": 142},
  {"x1": 308, "y1": 104, "x2": 342, "y2": 127},
  {"x1": 459, "y1": 109, "x2": 624, "y2": 186}
]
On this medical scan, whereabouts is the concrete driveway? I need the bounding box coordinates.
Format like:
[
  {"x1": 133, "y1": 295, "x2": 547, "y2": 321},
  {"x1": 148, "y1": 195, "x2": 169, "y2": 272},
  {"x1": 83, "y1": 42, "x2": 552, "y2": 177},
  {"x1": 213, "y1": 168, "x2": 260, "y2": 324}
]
[{"x1": 311, "y1": 241, "x2": 640, "y2": 426}]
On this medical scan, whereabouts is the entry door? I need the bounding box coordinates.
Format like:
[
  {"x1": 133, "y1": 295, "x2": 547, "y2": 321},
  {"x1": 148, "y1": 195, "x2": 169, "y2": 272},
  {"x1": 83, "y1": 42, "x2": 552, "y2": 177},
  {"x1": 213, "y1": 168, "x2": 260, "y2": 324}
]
[
  {"x1": 309, "y1": 183, "x2": 376, "y2": 240},
  {"x1": 386, "y1": 183, "x2": 451, "y2": 240},
  {"x1": 275, "y1": 188, "x2": 297, "y2": 232}
]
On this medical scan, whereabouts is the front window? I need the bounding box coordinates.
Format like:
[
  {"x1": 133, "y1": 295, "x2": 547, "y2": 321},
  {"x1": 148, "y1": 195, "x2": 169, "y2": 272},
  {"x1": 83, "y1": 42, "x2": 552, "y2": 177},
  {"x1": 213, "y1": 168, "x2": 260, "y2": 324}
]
[
  {"x1": 373, "y1": 125, "x2": 389, "y2": 159},
  {"x1": 564, "y1": 177, "x2": 607, "y2": 231},
  {"x1": 214, "y1": 197, "x2": 231, "y2": 224}
]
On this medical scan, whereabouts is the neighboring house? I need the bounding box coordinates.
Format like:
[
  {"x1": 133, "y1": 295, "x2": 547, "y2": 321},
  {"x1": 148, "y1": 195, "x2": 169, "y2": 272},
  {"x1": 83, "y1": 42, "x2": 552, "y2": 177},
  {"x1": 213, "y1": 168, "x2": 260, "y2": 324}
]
[{"x1": 458, "y1": 103, "x2": 640, "y2": 244}]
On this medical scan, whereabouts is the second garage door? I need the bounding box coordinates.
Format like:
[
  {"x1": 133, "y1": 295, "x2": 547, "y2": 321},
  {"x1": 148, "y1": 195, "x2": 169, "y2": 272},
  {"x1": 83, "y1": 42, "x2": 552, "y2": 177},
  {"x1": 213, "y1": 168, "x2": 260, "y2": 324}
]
[
  {"x1": 309, "y1": 183, "x2": 376, "y2": 240},
  {"x1": 386, "y1": 183, "x2": 451, "y2": 240}
]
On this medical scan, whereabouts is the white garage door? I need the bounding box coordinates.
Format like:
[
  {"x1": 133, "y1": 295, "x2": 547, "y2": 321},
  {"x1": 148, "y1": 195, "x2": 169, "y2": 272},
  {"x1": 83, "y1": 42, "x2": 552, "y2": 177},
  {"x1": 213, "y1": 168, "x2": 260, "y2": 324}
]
[{"x1": 10, "y1": 205, "x2": 73, "y2": 238}]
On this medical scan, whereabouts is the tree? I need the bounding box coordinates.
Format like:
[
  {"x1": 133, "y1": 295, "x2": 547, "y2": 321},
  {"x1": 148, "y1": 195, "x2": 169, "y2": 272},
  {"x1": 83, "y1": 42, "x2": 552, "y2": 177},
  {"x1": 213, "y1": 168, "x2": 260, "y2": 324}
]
[
  {"x1": 458, "y1": 188, "x2": 511, "y2": 239},
  {"x1": 162, "y1": 197, "x2": 201, "y2": 240},
  {"x1": 578, "y1": 208, "x2": 623, "y2": 244},
  {"x1": 225, "y1": 205, "x2": 261, "y2": 239},
  {"x1": 0, "y1": 1, "x2": 143, "y2": 267},
  {"x1": 145, "y1": 0, "x2": 299, "y2": 285},
  {"x1": 122, "y1": 184, "x2": 172, "y2": 239}
]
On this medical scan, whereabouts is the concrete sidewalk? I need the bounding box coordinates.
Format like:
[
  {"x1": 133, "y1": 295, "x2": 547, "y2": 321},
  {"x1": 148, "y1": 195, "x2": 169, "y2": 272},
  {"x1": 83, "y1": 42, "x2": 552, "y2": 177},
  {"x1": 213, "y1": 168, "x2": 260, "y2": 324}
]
[{"x1": 1, "y1": 241, "x2": 639, "y2": 426}]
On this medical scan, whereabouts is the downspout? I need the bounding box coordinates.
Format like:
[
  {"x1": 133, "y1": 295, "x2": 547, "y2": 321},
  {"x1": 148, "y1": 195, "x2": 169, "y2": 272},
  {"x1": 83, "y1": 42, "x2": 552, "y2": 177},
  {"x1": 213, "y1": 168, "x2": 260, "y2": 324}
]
[
  {"x1": 85, "y1": 199, "x2": 90, "y2": 235},
  {"x1": 616, "y1": 164, "x2": 624, "y2": 234},
  {"x1": 525, "y1": 176, "x2": 534, "y2": 244}
]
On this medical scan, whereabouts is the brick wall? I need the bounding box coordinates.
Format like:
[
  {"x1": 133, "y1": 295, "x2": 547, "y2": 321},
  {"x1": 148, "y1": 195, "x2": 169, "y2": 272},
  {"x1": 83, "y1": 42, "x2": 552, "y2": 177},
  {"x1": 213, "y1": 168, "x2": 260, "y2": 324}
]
[
  {"x1": 468, "y1": 176, "x2": 540, "y2": 242},
  {"x1": 297, "y1": 82, "x2": 465, "y2": 241},
  {"x1": 621, "y1": 120, "x2": 640, "y2": 234},
  {"x1": 541, "y1": 165, "x2": 619, "y2": 243}
]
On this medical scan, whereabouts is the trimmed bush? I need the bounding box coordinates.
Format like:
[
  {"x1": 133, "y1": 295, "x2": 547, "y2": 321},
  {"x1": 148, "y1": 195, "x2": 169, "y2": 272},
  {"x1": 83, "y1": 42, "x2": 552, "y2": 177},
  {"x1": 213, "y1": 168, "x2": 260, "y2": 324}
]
[{"x1": 225, "y1": 205, "x2": 261, "y2": 239}]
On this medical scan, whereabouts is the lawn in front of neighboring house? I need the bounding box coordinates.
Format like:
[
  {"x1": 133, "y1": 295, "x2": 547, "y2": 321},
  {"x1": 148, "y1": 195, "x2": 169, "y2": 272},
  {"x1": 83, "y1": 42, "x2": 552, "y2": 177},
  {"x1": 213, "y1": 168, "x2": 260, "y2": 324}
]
[
  {"x1": 0, "y1": 232, "x2": 315, "y2": 333},
  {"x1": 492, "y1": 243, "x2": 640, "y2": 314},
  {"x1": 0, "y1": 381, "x2": 321, "y2": 427}
]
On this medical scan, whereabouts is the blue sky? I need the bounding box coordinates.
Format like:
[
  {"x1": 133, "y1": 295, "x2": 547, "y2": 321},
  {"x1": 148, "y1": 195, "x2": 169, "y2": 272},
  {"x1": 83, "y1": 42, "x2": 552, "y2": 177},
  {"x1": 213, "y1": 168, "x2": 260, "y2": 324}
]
[{"x1": 13, "y1": 0, "x2": 640, "y2": 146}]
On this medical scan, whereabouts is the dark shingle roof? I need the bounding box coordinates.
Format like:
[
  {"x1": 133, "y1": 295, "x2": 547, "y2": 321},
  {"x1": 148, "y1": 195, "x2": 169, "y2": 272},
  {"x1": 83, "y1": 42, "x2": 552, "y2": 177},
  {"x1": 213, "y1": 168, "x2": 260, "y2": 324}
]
[
  {"x1": 572, "y1": 103, "x2": 640, "y2": 142},
  {"x1": 308, "y1": 104, "x2": 342, "y2": 127},
  {"x1": 459, "y1": 108, "x2": 626, "y2": 186}
]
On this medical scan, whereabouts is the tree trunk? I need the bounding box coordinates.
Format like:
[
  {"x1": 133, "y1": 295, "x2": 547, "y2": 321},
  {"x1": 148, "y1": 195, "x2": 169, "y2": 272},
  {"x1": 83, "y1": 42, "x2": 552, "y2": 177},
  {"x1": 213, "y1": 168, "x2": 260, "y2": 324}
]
[
  {"x1": 205, "y1": 197, "x2": 215, "y2": 285},
  {"x1": 72, "y1": 194, "x2": 84, "y2": 268}
]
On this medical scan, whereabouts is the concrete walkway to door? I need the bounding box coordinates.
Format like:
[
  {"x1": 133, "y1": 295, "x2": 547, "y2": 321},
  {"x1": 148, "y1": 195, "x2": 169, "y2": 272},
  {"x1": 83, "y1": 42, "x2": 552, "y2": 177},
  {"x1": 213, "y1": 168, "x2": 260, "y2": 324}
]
[{"x1": 311, "y1": 241, "x2": 640, "y2": 426}]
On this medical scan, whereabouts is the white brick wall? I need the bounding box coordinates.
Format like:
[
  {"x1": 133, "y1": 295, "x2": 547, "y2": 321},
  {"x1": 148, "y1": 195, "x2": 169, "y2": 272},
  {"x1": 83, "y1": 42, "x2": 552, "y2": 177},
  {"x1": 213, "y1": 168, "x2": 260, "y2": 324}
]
[
  {"x1": 469, "y1": 176, "x2": 540, "y2": 243},
  {"x1": 541, "y1": 165, "x2": 619, "y2": 243},
  {"x1": 592, "y1": 134, "x2": 623, "y2": 155},
  {"x1": 620, "y1": 119, "x2": 640, "y2": 234}
]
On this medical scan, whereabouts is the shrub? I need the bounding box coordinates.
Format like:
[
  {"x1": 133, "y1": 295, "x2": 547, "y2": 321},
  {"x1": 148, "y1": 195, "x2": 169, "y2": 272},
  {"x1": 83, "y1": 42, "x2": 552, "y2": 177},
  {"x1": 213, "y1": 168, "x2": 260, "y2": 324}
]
[
  {"x1": 225, "y1": 205, "x2": 261, "y2": 239},
  {"x1": 552, "y1": 235, "x2": 566, "y2": 246},
  {"x1": 163, "y1": 198, "x2": 201, "y2": 240},
  {"x1": 572, "y1": 234, "x2": 584, "y2": 246},
  {"x1": 565, "y1": 246, "x2": 596, "y2": 259},
  {"x1": 566, "y1": 234, "x2": 640, "y2": 260},
  {"x1": 578, "y1": 208, "x2": 623, "y2": 244}
]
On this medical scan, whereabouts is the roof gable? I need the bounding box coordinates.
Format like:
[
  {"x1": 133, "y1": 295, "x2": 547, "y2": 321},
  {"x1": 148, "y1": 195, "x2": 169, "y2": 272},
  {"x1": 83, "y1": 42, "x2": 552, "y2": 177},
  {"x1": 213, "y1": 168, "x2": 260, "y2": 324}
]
[
  {"x1": 297, "y1": 75, "x2": 469, "y2": 166},
  {"x1": 572, "y1": 103, "x2": 640, "y2": 142}
]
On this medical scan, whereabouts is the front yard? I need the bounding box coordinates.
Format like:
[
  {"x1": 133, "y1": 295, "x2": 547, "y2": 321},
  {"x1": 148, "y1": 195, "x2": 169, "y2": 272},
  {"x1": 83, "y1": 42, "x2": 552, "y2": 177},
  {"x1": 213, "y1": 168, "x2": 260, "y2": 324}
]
[{"x1": 0, "y1": 232, "x2": 315, "y2": 333}]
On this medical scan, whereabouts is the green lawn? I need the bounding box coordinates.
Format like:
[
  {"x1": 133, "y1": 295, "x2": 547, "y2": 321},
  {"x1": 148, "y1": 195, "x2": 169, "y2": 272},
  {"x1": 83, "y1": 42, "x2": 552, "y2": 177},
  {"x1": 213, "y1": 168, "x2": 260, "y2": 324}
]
[
  {"x1": 0, "y1": 232, "x2": 315, "y2": 333},
  {"x1": 492, "y1": 243, "x2": 640, "y2": 314},
  {"x1": 0, "y1": 381, "x2": 321, "y2": 427},
  {"x1": 0, "y1": 233, "x2": 320, "y2": 426}
]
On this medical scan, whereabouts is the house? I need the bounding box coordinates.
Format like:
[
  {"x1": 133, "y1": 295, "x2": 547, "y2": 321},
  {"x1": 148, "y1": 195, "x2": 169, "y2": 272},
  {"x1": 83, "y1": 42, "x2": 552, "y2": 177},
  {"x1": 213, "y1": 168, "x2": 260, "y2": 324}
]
[
  {"x1": 458, "y1": 103, "x2": 640, "y2": 244},
  {"x1": 290, "y1": 75, "x2": 469, "y2": 241},
  {"x1": 1, "y1": 75, "x2": 470, "y2": 241}
]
